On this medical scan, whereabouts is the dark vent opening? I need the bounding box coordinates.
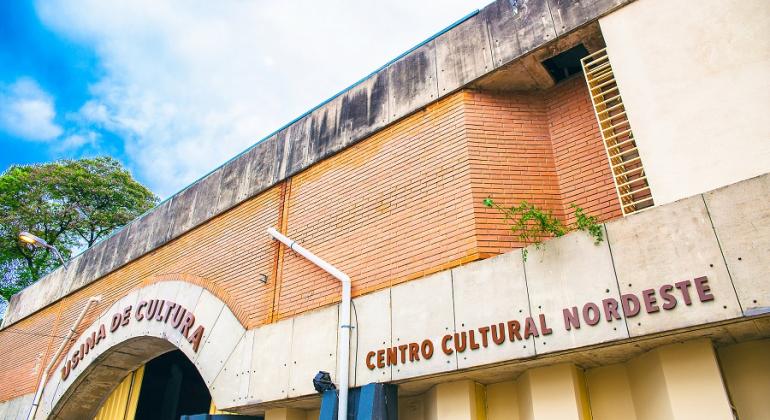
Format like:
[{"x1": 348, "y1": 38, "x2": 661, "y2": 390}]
[{"x1": 542, "y1": 44, "x2": 590, "y2": 83}]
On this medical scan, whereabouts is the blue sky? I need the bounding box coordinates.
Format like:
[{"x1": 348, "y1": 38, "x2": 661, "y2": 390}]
[{"x1": 1, "y1": 0, "x2": 490, "y2": 198}]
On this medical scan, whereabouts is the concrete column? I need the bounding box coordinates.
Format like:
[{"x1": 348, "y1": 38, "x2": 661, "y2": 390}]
[
  {"x1": 516, "y1": 363, "x2": 591, "y2": 420},
  {"x1": 585, "y1": 364, "x2": 637, "y2": 420},
  {"x1": 265, "y1": 407, "x2": 308, "y2": 420},
  {"x1": 627, "y1": 339, "x2": 733, "y2": 420},
  {"x1": 718, "y1": 339, "x2": 770, "y2": 420},
  {"x1": 424, "y1": 380, "x2": 486, "y2": 420},
  {"x1": 486, "y1": 381, "x2": 520, "y2": 420}
]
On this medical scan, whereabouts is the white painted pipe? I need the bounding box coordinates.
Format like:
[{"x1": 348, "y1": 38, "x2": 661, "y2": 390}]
[
  {"x1": 267, "y1": 227, "x2": 350, "y2": 420},
  {"x1": 27, "y1": 295, "x2": 102, "y2": 420}
]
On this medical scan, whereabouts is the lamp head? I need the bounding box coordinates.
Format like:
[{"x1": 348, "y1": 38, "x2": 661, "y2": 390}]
[{"x1": 19, "y1": 231, "x2": 49, "y2": 248}]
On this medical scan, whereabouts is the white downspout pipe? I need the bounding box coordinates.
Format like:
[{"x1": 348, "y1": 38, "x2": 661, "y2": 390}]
[
  {"x1": 27, "y1": 295, "x2": 102, "y2": 420},
  {"x1": 267, "y1": 227, "x2": 350, "y2": 420}
]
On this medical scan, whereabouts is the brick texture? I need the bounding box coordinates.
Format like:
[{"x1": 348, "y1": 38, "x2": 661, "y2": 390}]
[{"x1": 0, "y1": 82, "x2": 623, "y2": 402}]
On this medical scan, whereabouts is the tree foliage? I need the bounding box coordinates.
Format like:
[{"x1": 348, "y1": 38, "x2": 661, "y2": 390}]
[{"x1": 0, "y1": 157, "x2": 158, "y2": 300}]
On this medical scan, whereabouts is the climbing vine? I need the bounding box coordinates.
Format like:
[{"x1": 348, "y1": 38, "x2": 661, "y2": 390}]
[{"x1": 482, "y1": 198, "x2": 604, "y2": 261}]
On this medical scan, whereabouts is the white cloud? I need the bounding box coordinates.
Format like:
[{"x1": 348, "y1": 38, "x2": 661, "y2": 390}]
[
  {"x1": 0, "y1": 78, "x2": 63, "y2": 141},
  {"x1": 36, "y1": 0, "x2": 491, "y2": 197}
]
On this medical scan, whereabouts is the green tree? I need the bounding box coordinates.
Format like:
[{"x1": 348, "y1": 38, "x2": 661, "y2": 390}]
[{"x1": 0, "y1": 157, "x2": 158, "y2": 300}]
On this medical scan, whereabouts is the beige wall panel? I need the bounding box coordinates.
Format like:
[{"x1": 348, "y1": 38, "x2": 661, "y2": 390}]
[
  {"x1": 656, "y1": 340, "x2": 733, "y2": 420},
  {"x1": 398, "y1": 395, "x2": 426, "y2": 420},
  {"x1": 607, "y1": 196, "x2": 741, "y2": 336},
  {"x1": 703, "y1": 175, "x2": 770, "y2": 313},
  {"x1": 391, "y1": 271, "x2": 456, "y2": 380},
  {"x1": 585, "y1": 364, "x2": 637, "y2": 420},
  {"x1": 718, "y1": 339, "x2": 770, "y2": 420},
  {"x1": 517, "y1": 364, "x2": 589, "y2": 420},
  {"x1": 626, "y1": 349, "x2": 673, "y2": 420},
  {"x1": 288, "y1": 305, "x2": 338, "y2": 398},
  {"x1": 163, "y1": 282, "x2": 205, "y2": 350},
  {"x1": 452, "y1": 251, "x2": 535, "y2": 369},
  {"x1": 525, "y1": 229, "x2": 628, "y2": 353},
  {"x1": 248, "y1": 317, "x2": 293, "y2": 403},
  {"x1": 187, "y1": 289, "x2": 227, "y2": 362},
  {"x1": 486, "y1": 381, "x2": 520, "y2": 420},
  {"x1": 265, "y1": 407, "x2": 308, "y2": 420},
  {"x1": 211, "y1": 330, "x2": 254, "y2": 409},
  {"x1": 599, "y1": 0, "x2": 770, "y2": 206},
  {"x1": 351, "y1": 289, "x2": 392, "y2": 386},
  {"x1": 424, "y1": 380, "x2": 485, "y2": 420},
  {"x1": 194, "y1": 294, "x2": 244, "y2": 385}
]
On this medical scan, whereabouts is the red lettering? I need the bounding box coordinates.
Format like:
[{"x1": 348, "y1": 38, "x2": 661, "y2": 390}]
[
  {"x1": 478, "y1": 327, "x2": 490, "y2": 348},
  {"x1": 376, "y1": 350, "x2": 385, "y2": 368},
  {"x1": 539, "y1": 314, "x2": 553, "y2": 335},
  {"x1": 408, "y1": 343, "x2": 420, "y2": 362},
  {"x1": 398, "y1": 344, "x2": 408, "y2": 364},
  {"x1": 507, "y1": 320, "x2": 522, "y2": 341},
  {"x1": 421, "y1": 340, "x2": 434, "y2": 359},
  {"x1": 468, "y1": 330, "x2": 480, "y2": 350},
  {"x1": 602, "y1": 297, "x2": 622, "y2": 321},
  {"x1": 621, "y1": 294, "x2": 641, "y2": 317},
  {"x1": 387, "y1": 347, "x2": 398, "y2": 366},
  {"x1": 563, "y1": 307, "x2": 580, "y2": 330},
  {"x1": 155, "y1": 300, "x2": 166, "y2": 321},
  {"x1": 675, "y1": 280, "x2": 693, "y2": 305},
  {"x1": 180, "y1": 312, "x2": 195, "y2": 338},
  {"x1": 122, "y1": 306, "x2": 132, "y2": 327},
  {"x1": 523, "y1": 317, "x2": 539, "y2": 338},
  {"x1": 365, "y1": 351, "x2": 376, "y2": 370},
  {"x1": 163, "y1": 302, "x2": 176, "y2": 322},
  {"x1": 642, "y1": 289, "x2": 660, "y2": 313},
  {"x1": 110, "y1": 312, "x2": 122, "y2": 332},
  {"x1": 441, "y1": 334, "x2": 454, "y2": 355},
  {"x1": 491, "y1": 323, "x2": 506, "y2": 345},
  {"x1": 583, "y1": 302, "x2": 601, "y2": 326},
  {"x1": 694, "y1": 276, "x2": 714, "y2": 302},
  {"x1": 135, "y1": 301, "x2": 147, "y2": 321},
  {"x1": 188, "y1": 325, "x2": 204, "y2": 352},
  {"x1": 660, "y1": 284, "x2": 677, "y2": 310},
  {"x1": 454, "y1": 332, "x2": 467, "y2": 352},
  {"x1": 171, "y1": 307, "x2": 187, "y2": 328}
]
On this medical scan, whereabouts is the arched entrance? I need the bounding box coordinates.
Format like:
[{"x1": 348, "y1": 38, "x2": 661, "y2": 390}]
[{"x1": 37, "y1": 280, "x2": 247, "y2": 419}]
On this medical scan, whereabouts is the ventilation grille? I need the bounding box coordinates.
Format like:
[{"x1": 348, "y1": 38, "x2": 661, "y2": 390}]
[{"x1": 581, "y1": 48, "x2": 654, "y2": 215}]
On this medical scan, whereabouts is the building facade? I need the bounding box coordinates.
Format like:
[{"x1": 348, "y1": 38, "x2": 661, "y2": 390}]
[{"x1": 1, "y1": 0, "x2": 768, "y2": 419}]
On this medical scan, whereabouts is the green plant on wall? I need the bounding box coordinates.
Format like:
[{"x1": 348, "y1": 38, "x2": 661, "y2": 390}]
[{"x1": 482, "y1": 198, "x2": 603, "y2": 261}]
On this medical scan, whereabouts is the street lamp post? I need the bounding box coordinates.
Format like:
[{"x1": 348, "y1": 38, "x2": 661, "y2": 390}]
[{"x1": 18, "y1": 231, "x2": 69, "y2": 269}]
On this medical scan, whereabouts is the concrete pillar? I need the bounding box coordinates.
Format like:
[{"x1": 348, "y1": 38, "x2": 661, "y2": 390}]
[
  {"x1": 718, "y1": 339, "x2": 770, "y2": 420},
  {"x1": 424, "y1": 380, "x2": 486, "y2": 420},
  {"x1": 265, "y1": 407, "x2": 307, "y2": 420},
  {"x1": 486, "y1": 381, "x2": 520, "y2": 420},
  {"x1": 585, "y1": 364, "x2": 637, "y2": 420},
  {"x1": 627, "y1": 339, "x2": 733, "y2": 420},
  {"x1": 516, "y1": 363, "x2": 590, "y2": 420}
]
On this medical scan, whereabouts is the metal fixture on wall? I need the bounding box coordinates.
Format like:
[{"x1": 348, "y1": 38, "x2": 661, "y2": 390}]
[
  {"x1": 19, "y1": 231, "x2": 70, "y2": 269},
  {"x1": 582, "y1": 48, "x2": 654, "y2": 215},
  {"x1": 266, "y1": 227, "x2": 351, "y2": 420}
]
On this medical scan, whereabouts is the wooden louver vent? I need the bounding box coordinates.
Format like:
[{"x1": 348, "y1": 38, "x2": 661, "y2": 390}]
[{"x1": 581, "y1": 48, "x2": 654, "y2": 215}]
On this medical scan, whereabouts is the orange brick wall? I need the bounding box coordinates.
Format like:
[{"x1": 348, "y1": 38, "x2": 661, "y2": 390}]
[
  {"x1": 0, "y1": 83, "x2": 622, "y2": 402},
  {"x1": 546, "y1": 76, "x2": 623, "y2": 224},
  {"x1": 465, "y1": 90, "x2": 565, "y2": 255},
  {"x1": 278, "y1": 93, "x2": 478, "y2": 318}
]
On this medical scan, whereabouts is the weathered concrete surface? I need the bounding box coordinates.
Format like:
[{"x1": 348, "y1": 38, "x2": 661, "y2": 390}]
[
  {"x1": 247, "y1": 317, "x2": 293, "y2": 403},
  {"x1": 349, "y1": 289, "x2": 392, "y2": 386},
  {"x1": 704, "y1": 174, "x2": 770, "y2": 315},
  {"x1": 287, "y1": 305, "x2": 338, "y2": 398},
  {"x1": 3, "y1": 0, "x2": 635, "y2": 328},
  {"x1": 391, "y1": 271, "x2": 456, "y2": 381},
  {"x1": 0, "y1": 393, "x2": 33, "y2": 420},
  {"x1": 525, "y1": 226, "x2": 629, "y2": 353},
  {"x1": 452, "y1": 250, "x2": 535, "y2": 369},
  {"x1": 607, "y1": 195, "x2": 742, "y2": 337}
]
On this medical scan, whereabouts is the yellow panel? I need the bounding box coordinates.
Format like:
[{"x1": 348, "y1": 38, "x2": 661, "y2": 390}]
[{"x1": 93, "y1": 366, "x2": 144, "y2": 420}]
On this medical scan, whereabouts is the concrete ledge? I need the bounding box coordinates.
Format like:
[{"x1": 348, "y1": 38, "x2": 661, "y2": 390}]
[{"x1": 1, "y1": 0, "x2": 633, "y2": 328}]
